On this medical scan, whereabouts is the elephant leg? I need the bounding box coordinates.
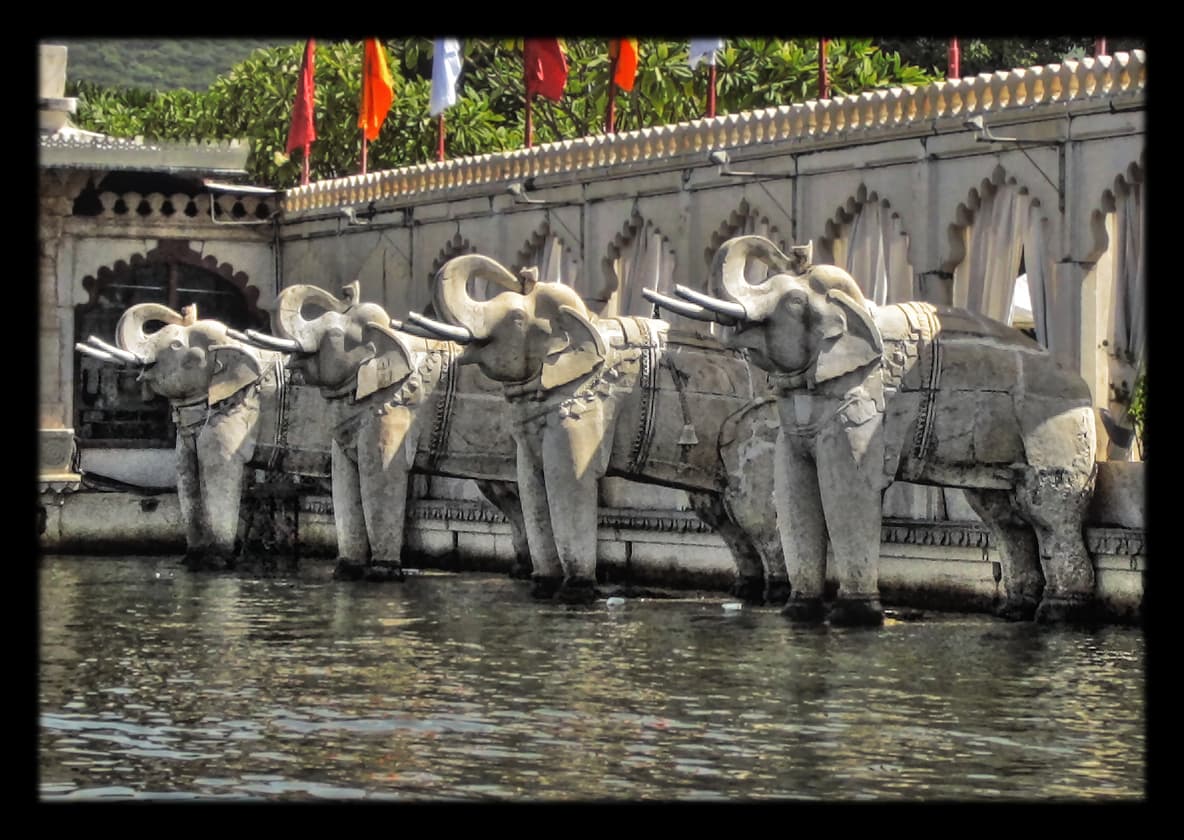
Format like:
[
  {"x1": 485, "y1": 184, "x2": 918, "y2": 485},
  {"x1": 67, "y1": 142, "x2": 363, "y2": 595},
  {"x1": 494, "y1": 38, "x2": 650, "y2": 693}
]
[
  {"x1": 195, "y1": 404, "x2": 259, "y2": 570},
  {"x1": 475, "y1": 479, "x2": 533, "y2": 580},
  {"x1": 331, "y1": 437, "x2": 370, "y2": 580},
  {"x1": 175, "y1": 434, "x2": 210, "y2": 570},
  {"x1": 1014, "y1": 465, "x2": 1098, "y2": 625},
  {"x1": 356, "y1": 410, "x2": 411, "y2": 582},
  {"x1": 963, "y1": 488, "x2": 1043, "y2": 621},
  {"x1": 815, "y1": 416, "x2": 885, "y2": 627},
  {"x1": 776, "y1": 431, "x2": 828, "y2": 623},
  {"x1": 514, "y1": 435, "x2": 564, "y2": 597},
  {"x1": 690, "y1": 491, "x2": 772, "y2": 606},
  {"x1": 542, "y1": 414, "x2": 604, "y2": 605}
]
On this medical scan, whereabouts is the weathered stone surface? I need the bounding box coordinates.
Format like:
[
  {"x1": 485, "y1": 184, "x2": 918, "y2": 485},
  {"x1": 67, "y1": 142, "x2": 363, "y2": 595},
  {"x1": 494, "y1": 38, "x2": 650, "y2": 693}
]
[{"x1": 1089, "y1": 461, "x2": 1146, "y2": 529}]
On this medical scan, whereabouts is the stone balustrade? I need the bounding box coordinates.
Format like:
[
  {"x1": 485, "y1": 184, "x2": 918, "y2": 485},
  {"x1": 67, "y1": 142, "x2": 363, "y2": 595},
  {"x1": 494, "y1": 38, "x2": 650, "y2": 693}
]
[
  {"x1": 284, "y1": 51, "x2": 1146, "y2": 214},
  {"x1": 91, "y1": 191, "x2": 278, "y2": 222}
]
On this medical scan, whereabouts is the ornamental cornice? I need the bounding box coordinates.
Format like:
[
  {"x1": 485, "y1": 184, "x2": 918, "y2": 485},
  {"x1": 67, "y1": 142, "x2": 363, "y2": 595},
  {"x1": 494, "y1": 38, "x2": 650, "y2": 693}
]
[
  {"x1": 284, "y1": 51, "x2": 1145, "y2": 214},
  {"x1": 39, "y1": 133, "x2": 249, "y2": 176}
]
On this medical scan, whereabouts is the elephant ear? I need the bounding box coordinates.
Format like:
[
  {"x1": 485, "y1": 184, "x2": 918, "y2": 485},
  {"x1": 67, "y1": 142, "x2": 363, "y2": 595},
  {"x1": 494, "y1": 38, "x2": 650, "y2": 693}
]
[
  {"x1": 812, "y1": 289, "x2": 884, "y2": 384},
  {"x1": 540, "y1": 305, "x2": 608, "y2": 391},
  {"x1": 208, "y1": 344, "x2": 263, "y2": 405},
  {"x1": 355, "y1": 322, "x2": 415, "y2": 400}
]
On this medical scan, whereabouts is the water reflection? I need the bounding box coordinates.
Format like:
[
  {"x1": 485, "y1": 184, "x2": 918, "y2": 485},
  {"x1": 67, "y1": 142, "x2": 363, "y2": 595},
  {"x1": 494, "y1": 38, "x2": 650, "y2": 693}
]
[{"x1": 39, "y1": 555, "x2": 1145, "y2": 801}]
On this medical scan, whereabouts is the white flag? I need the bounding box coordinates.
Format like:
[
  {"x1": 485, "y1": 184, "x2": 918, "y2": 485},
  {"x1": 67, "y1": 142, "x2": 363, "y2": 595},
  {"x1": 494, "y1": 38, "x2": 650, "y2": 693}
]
[
  {"x1": 430, "y1": 38, "x2": 463, "y2": 116},
  {"x1": 688, "y1": 38, "x2": 724, "y2": 69}
]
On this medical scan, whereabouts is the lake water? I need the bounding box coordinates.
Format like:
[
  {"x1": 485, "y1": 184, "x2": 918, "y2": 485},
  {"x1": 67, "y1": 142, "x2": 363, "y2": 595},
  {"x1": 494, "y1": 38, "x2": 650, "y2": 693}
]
[{"x1": 38, "y1": 555, "x2": 1146, "y2": 802}]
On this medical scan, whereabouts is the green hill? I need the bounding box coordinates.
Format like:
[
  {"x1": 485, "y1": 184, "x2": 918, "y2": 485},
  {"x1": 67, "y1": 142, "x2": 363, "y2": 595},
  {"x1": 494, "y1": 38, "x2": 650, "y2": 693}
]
[{"x1": 46, "y1": 38, "x2": 296, "y2": 91}]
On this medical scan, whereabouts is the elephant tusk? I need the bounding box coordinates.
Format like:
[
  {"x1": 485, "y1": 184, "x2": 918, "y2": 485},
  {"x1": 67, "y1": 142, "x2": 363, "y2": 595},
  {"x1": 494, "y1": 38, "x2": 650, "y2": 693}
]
[
  {"x1": 225, "y1": 328, "x2": 257, "y2": 345},
  {"x1": 406, "y1": 312, "x2": 474, "y2": 344},
  {"x1": 642, "y1": 289, "x2": 737, "y2": 326},
  {"x1": 673, "y1": 285, "x2": 749, "y2": 322},
  {"x1": 76, "y1": 342, "x2": 122, "y2": 365},
  {"x1": 391, "y1": 318, "x2": 446, "y2": 341},
  {"x1": 86, "y1": 336, "x2": 143, "y2": 365},
  {"x1": 243, "y1": 330, "x2": 304, "y2": 353}
]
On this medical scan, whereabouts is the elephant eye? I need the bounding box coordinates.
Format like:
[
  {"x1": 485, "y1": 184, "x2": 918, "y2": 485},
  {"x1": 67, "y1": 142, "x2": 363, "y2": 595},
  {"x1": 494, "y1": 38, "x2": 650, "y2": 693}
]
[
  {"x1": 783, "y1": 290, "x2": 808, "y2": 310},
  {"x1": 169, "y1": 339, "x2": 184, "y2": 350}
]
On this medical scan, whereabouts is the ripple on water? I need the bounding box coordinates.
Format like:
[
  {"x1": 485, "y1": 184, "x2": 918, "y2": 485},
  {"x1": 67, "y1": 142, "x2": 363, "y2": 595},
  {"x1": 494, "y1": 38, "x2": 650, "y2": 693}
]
[{"x1": 39, "y1": 557, "x2": 1145, "y2": 801}]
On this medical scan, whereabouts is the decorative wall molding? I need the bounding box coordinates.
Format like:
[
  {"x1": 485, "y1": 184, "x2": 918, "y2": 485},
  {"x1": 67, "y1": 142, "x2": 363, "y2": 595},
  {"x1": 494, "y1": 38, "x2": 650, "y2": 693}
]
[
  {"x1": 296, "y1": 496, "x2": 1147, "y2": 558},
  {"x1": 285, "y1": 52, "x2": 1146, "y2": 214}
]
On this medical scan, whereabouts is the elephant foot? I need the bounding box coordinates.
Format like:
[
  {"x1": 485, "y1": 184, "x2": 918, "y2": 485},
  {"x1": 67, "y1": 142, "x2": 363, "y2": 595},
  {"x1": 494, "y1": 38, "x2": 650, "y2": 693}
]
[
  {"x1": 1035, "y1": 596, "x2": 1098, "y2": 627},
  {"x1": 530, "y1": 575, "x2": 563, "y2": 600},
  {"x1": 764, "y1": 579, "x2": 792, "y2": 607},
  {"x1": 730, "y1": 575, "x2": 766, "y2": 605},
  {"x1": 781, "y1": 596, "x2": 827, "y2": 624},
  {"x1": 827, "y1": 597, "x2": 884, "y2": 628},
  {"x1": 994, "y1": 597, "x2": 1040, "y2": 623},
  {"x1": 555, "y1": 578, "x2": 598, "y2": 606},
  {"x1": 363, "y1": 563, "x2": 405, "y2": 583},
  {"x1": 508, "y1": 559, "x2": 534, "y2": 581},
  {"x1": 332, "y1": 558, "x2": 368, "y2": 581}
]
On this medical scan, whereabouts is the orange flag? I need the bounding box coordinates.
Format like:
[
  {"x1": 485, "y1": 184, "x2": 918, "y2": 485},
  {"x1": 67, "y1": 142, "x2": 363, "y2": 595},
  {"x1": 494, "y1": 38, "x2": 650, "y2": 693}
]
[
  {"x1": 358, "y1": 38, "x2": 395, "y2": 141},
  {"x1": 610, "y1": 38, "x2": 639, "y2": 91}
]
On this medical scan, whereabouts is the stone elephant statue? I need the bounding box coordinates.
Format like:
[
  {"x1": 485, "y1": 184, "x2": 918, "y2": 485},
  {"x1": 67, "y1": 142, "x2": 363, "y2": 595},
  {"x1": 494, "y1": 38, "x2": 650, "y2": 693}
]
[
  {"x1": 406, "y1": 255, "x2": 786, "y2": 605},
  {"x1": 76, "y1": 303, "x2": 330, "y2": 570},
  {"x1": 235, "y1": 282, "x2": 534, "y2": 582},
  {"x1": 653, "y1": 234, "x2": 1098, "y2": 626}
]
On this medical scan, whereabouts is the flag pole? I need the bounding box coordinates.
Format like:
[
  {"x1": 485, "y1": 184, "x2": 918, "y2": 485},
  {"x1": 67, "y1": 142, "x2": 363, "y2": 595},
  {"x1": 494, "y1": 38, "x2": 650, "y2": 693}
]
[
  {"x1": 301, "y1": 144, "x2": 310, "y2": 186},
  {"x1": 707, "y1": 61, "x2": 717, "y2": 119},
  {"x1": 606, "y1": 42, "x2": 619, "y2": 134},
  {"x1": 437, "y1": 114, "x2": 446, "y2": 161},
  {"x1": 361, "y1": 133, "x2": 368, "y2": 175},
  {"x1": 525, "y1": 92, "x2": 534, "y2": 149},
  {"x1": 819, "y1": 38, "x2": 829, "y2": 98}
]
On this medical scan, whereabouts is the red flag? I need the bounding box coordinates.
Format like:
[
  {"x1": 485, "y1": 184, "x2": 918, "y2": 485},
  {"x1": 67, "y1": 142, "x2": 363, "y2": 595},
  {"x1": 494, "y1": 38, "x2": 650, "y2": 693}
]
[
  {"x1": 524, "y1": 38, "x2": 567, "y2": 101},
  {"x1": 610, "y1": 38, "x2": 639, "y2": 91},
  {"x1": 358, "y1": 38, "x2": 395, "y2": 141},
  {"x1": 286, "y1": 39, "x2": 317, "y2": 154}
]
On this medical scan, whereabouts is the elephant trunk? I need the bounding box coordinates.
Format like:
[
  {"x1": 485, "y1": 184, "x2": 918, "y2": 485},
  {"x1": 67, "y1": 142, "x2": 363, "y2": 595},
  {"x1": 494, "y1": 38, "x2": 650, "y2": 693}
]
[
  {"x1": 432, "y1": 254, "x2": 522, "y2": 340},
  {"x1": 115, "y1": 303, "x2": 186, "y2": 363},
  {"x1": 273, "y1": 284, "x2": 349, "y2": 351},
  {"x1": 710, "y1": 235, "x2": 811, "y2": 319}
]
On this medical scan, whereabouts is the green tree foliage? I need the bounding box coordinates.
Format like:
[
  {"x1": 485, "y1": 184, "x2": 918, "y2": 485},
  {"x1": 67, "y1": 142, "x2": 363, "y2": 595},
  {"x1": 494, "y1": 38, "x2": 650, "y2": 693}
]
[
  {"x1": 876, "y1": 37, "x2": 1144, "y2": 78},
  {"x1": 75, "y1": 38, "x2": 1079, "y2": 189}
]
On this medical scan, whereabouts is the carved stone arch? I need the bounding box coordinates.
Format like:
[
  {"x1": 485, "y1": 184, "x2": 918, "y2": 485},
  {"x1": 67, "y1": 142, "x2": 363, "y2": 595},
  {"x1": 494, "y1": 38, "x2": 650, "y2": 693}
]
[
  {"x1": 79, "y1": 239, "x2": 266, "y2": 330},
  {"x1": 942, "y1": 165, "x2": 1050, "y2": 330},
  {"x1": 1087, "y1": 155, "x2": 1146, "y2": 262},
  {"x1": 512, "y1": 218, "x2": 580, "y2": 288},
  {"x1": 814, "y1": 185, "x2": 915, "y2": 303},
  {"x1": 704, "y1": 198, "x2": 788, "y2": 267},
  {"x1": 941, "y1": 164, "x2": 1042, "y2": 273},
  {"x1": 597, "y1": 209, "x2": 677, "y2": 319}
]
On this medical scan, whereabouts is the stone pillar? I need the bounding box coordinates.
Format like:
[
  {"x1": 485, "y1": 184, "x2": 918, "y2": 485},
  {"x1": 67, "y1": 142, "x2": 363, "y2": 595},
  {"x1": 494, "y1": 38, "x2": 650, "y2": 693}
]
[{"x1": 39, "y1": 168, "x2": 90, "y2": 484}]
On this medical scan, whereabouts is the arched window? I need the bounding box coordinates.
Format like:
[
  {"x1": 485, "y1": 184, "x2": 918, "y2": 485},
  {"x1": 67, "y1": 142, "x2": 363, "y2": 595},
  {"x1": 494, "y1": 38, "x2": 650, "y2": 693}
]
[{"x1": 75, "y1": 249, "x2": 264, "y2": 448}]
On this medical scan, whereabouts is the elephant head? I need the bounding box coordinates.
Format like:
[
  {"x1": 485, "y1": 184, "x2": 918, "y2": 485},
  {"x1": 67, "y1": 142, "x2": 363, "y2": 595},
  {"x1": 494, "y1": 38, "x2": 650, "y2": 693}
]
[
  {"x1": 651, "y1": 235, "x2": 883, "y2": 386},
  {"x1": 245, "y1": 282, "x2": 412, "y2": 400},
  {"x1": 76, "y1": 303, "x2": 266, "y2": 407},
  {"x1": 408, "y1": 255, "x2": 607, "y2": 391}
]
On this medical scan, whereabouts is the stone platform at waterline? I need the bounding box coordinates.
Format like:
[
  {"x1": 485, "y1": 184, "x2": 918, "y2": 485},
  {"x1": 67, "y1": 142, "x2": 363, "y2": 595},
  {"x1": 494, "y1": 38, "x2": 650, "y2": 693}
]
[{"x1": 39, "y1": 462, "x2": 1145, "y2": 625}]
